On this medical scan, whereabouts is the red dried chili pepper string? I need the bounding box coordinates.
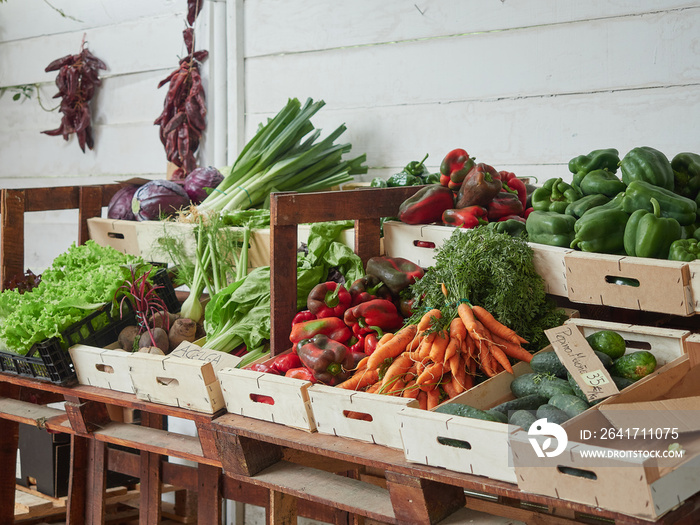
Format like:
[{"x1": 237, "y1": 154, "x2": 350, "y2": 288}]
[
  {"x1": 154, "y1": 3, "x2": 208, "y2": 179},
  {"x1": 42, "y1": 36, "x2": 106, "y2": 153}
]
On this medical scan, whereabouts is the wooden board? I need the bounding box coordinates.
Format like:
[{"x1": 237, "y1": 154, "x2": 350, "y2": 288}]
[
  {"x1": 127, "y1": 353, "x2": 225, "y2": 414},
  {"x1": 69, "y1": 344, "x2": 136, "y2": 394},
  {"x1": 218, "y1": 367, "x2": 316, "y2": 432},
  {"x1": 308, "y1": 384, "x2": 419, "y2": 450},
  {"x1": 565, "y1": 251, "x2": 693, "y2": 316},
  {"x1": 398, "y1": 318, "x2": 691, "y2": 483}
]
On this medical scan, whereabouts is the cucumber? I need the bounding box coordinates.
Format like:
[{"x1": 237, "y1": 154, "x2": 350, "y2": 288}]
[
  {"x1": 536, "y1": 404, "x2": 571, "y2": 425},
  {"x1": 485, "y1": 409, "x2": 508, "y2": 423},
  {"x1": 491, "y1": 394, "x2": 549, "y2": 415},
  {"x1": 530, "y1": 352, "x2": 567, "y2": 378},
  {"x1": 567, "y1": 372, "x2": 589, "y2": 402},
  {"x1": 611, "y1": 351, "x2": 657, "y2": 381},
  {"x1": 434, "y1": 403, "x2": 503, "y2": 422},
  {"x1": 549, "y1": 393, "x2": 590, "y2": 418},
  {"x1": 586, "y1": 330, "x2": 626, "y2": 359},
  {"x1": 508, "y1": 409, "x2": 538, "y2": 431},
  {"x1": 612, "y1": 375, "x2": 636, "y2": 390},
  {"x1": 511, "y1": 373, "x2": 573, "y2": 399},
  {"x1": 594, "y1": 350, "x2": 614, "y2": 368}
]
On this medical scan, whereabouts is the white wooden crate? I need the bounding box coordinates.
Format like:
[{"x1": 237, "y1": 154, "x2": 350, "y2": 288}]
[
  {"x1": 397, "y1": 319, "x2": 691, "y2": 482},
  {"x1": 218, "y1": 367, "x2": 316, "y2": 432},
  {"x1": 69, "y1": 344, "x2": 135, "y2": 394},
  {"x1": 127, "y1": 353, "x2": 225, "y2": 414},
  {"x1": 308, "y1": 384, "x2": 419, "y2": 450}
]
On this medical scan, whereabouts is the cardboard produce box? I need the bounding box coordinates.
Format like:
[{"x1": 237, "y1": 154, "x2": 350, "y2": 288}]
[
  {"x1": 397, "y1": 318, "x2": 691, "y2": 484},
  {"x1": 513, "y1": 334, "x2": 700, "y2": 520},
  {"x1": 382, "y1": 221, "x2": 696, "y2": 316},
  {"x1": 218, "y1": 350, "x2": 317, "y2": 432}
]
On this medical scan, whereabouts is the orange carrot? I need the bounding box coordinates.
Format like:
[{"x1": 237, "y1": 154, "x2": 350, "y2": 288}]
[
  {"x1": 417, "y1": 308, "x2": 442, "y2": 332},
  {"x1": 406, "y1": 332, "x2": 424, "y2": 352},
  {"x1": 442, "y1": 376, "x2": 460, "y2": 399},
  {"x1": 366, "y1": 382, "x2": 382, "y2": 394},
  {"x1": 429, "y1": 330, "x2": 450, "y2": 363},
  {"x1": 385, "y1": 378, "x2": 406, "y2": 396},
  {"x1": 367, "y1": 324, "x2": 418, "y2": 369},
  {"x1": 416, "y1": 390, "x2": 428, "y2": 410},
  {"x1": 382, "y1": 352, "x2": 419, "y2": 388},
  {"x1": 457, "y1": 302, "x2": 487, "y2": 342},
  {"x1": 378, "y1": 332, "x2": 394, "y2": 346},
  {"x1": 471, "y1": 305, "x2": 528, "y2": 345},
  {"x1": 463, "y1": 334, "x2": 476, "y2": 360},
  {"x1": 449, "y1": 316, "x2": 467, "y2": 343},
  {"x1": 337, "y1": 368, "x2": 380, "y2": 390},
  {"x1": 491, "y1": 333, "x2": 534, "y2": 363},
  {"x1": 488, "y1": 341, "x2": 514, "y2": 374},
  {"x1": 417, "y1": 332, "x2": 436, "y2": 359},
  {"x1": 427, "y1": 387, "x2": 441, "y2": 410},
  {"x1": 478, "y1": 339, "x2": 496, "y2": 377},
  {"x1": 416, "y1": 362, "x2": 447, "y2": 391},
  {"x1": 402, "y1": 379, "x2": 420, "y2": 399},
  {"x1": 443, "y1": 336, "x2": 460, "y2": 365},
  {"x1": 355, "y1": 356, "x2": 369, "y2": 371}
]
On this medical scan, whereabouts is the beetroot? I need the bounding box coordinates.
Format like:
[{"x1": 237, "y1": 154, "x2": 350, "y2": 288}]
[
  {"x1": 131, "y1": 179, "x2": 190, "y2": 221},
  {"x1": 183, "y1": 166, "x2": 224, "y2": 204},
  {"x1": 107, "y1": 184, "x2": 140, "y2": 220}
]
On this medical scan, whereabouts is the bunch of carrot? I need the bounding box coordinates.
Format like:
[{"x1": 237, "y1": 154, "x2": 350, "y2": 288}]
[{"x1": 336, "y1": 299, "x2": 532, "y2": 411}]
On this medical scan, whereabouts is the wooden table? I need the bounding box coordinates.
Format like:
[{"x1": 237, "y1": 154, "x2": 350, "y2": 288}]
[{"x1": 4, "y1": 372, "x2": 700, "y2": 525}]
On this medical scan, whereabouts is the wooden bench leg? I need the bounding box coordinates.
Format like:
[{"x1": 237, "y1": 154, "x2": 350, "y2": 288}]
[
  {"x1": 67, "y1": 435, "x2": 108, "y2": 525},
  {"x1": 197, "y1": 462, "x2": 222, "y2": 525},
  {"x1": 385, "y1": 471, "x2": 465, "y2": 525},
  {"x1": 140, "y1": 412, "x2": 163, "y2": 525},
  {"x1": 0, "y1": 418, "x2": 19, "y2": 525},
  {"x1": 269, "y1": 489, "x2": 297, "y2": 525}
]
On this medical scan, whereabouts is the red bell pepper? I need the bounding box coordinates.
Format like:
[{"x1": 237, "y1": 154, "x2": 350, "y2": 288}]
[
  {"x1": 246, "y1": 362, "x2": 280, "y2": 375},
  {"x1": 364, "y1": 332, "x2": 380, "y2": 355},
  {"x1": 497, "y1": 214, "x2": 526, "y2": 223},
  {"x1": 250, "y1": 394, "x2": 275, "y2": 405},
  {"x1": 296, "y1": 334, "x2": 356, "y2": 385},
  {"x1": 289, "y1": 317, "x2": 352, "y2": 345},
  {"x1": 398, "y1": 184, "x2": 455, "y2": 225},
  {"x1": 285, "y1": 367, "x2": 317, "y2": 382},
  {"x1": 350, "y1": 335, "x2": 365, "y2": 353},
  {"x1": 292, "y1": 310, "x2": 316, "y2": 325},
  {"x1": 487, "y1": 191, "x2": 524, "y2": 222},
  {"x1": 442, "y1": 206, "x2": 488, "y2": 229},
  {"x1": 365, "y1": 256, "x2": 425, "y2": 295},
  {"x1": 439, "y1": 148, "x2": 476, "y2": 191},
  {"x1": 306, "y1": 281, "x2": 351, "y2": 318},
  {"x1": 499, "y1": 171, "x2": 528, "y2": 211},
  {"x1": 348, "y1": 275, "x2": 392, "y2": 306},
  {"x1": 524, "y1": 207, "x2": 534, "y2": 218},
  {"x1": 455, "y1": 163, "x2": 502, "y2": 208},
  {"x1": 343, "y1": 298, "x2": 404, "y2": 337},
  {"x1": 269, "y1": 352, "x2": 303, "y2": 374}
]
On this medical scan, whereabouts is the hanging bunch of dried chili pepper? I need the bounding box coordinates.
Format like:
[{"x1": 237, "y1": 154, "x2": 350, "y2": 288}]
[
  {"x1": 154, "y1": 23, "x2": 208, "y2": 179},
  {"x1": 42, "y1": 38, "x2": 106, "y2": 153}
]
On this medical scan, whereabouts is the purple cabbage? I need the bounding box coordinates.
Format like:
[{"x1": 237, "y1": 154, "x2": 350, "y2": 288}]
[
  {"x1": 183, "y1": 166, "x2": 224, "y2": 204},
  {"x1": 131, "y1": 179, "x2": 191, "y2": 221},
  {"x1": 107, "y1": 184, "x2": 141, "y2": 221}
]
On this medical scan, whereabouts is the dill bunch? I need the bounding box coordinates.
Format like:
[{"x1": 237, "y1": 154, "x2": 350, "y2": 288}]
[{"x1": 408, "y1": 227, "x2": 566, "y2": 350}]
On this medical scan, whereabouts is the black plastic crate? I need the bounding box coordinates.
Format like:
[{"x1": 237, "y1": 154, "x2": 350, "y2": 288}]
[{"x1": 0, "y1": 266, "x2": 179, "y2": 385}]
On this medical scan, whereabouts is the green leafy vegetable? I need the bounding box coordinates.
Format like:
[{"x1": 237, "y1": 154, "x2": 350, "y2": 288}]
[
  {"x1": 0, "y1": 241, "x2": 143, "y2": 355},
  {"x1": 196, "y1": 98, "x2": 367, "y2": 214},
  {"x1": 408, "y1": 227, "x2": 567, "y2": 351}
]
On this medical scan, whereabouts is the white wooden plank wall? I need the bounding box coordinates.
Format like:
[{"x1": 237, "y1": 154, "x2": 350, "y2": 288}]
[{"x1": 1, "y1": 0, "x2": 699, "y2": 271}]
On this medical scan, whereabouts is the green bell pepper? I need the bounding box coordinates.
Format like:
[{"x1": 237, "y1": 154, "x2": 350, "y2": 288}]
[
  {"x1": 370, "y1": 177, "x2": 388, "y2": 188},
  {"x1": 569, "y1": 148, "x2": 620, "y2": 190},
  {"x1": 621, "y1": 180, "x2": 698, "y2": 226},
  {"x1": 672, "y1": 152, "x2": 700, "y2": 200},
  {"x1": 579, "y1": 169, "x2": 626, "y2": 198},
  {"x1": 565, "y1": 194, "x2": 610, "y2": 219},
  {"x1": 624, "y1": 198, "x2": 682, "y2": 259},
  {"x1": 488, "y1": 218, "x2": 527, "y2": 237},
  {"x1": 526, "y1": 211, "x2": 576, "y2": 247},
  {"x1": 620, "y1": 146, "x2": 674, "y2": 191},
  {"x1": 570, "y1": 207, "x2": 629, "y2": 253},
  {"x1": 531, "y1": 178, "x2": 583, "y2": 214},
  {"x1": 387, "y1": 171, "x2": 423, "y2": 187},
  {"x1": 668, "y1": 239, "x2": 700, "y2": 262}
]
